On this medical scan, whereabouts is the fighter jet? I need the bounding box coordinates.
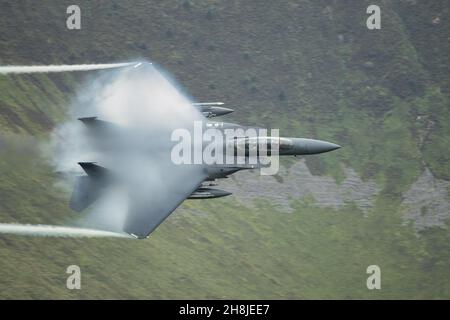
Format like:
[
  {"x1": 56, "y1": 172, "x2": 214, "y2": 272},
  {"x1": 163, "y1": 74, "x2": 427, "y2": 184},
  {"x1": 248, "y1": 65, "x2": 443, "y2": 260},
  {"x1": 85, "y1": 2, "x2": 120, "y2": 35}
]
[
  {"x1": 70, "y1": 103, "x2": 340, "y2": 239},
  {"x1": 0, "y1": 61, "x2": 340, "y2": 238}
]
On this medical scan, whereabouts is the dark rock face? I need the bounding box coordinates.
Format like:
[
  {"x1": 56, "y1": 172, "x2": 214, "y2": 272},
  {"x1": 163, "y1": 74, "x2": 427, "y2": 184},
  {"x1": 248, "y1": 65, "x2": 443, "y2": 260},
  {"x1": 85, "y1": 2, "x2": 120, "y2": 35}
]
[
  {"x1": 402, "y1": 168, "x2": 450, "y2": 231},
  {"x1": 219, "y1": 160, "x2": 380, "y2": 213}
]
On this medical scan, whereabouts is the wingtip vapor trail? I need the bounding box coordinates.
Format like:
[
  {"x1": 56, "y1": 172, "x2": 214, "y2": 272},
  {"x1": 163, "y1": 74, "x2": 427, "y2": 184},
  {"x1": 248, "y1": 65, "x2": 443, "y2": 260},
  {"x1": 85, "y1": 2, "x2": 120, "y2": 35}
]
[
  {"x1": 0, "y1": 223, "x2": 134, "y2": 239},
  {"x1": 0, "y1": 62, "x2": 144, "y2": 74}
]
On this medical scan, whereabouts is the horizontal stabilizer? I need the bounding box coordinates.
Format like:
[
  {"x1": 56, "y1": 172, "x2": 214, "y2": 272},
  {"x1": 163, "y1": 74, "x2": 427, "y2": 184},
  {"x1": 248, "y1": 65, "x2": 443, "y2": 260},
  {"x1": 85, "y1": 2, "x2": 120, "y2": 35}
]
[
  {"x1": 69, "y1": 162, "x2": 113, "y2": 212},
  {"x1": 78, "y1": 162, "x2": 110, "y2": 181},
  {"x1": 78, "y1": 117, "x2": 119, "y2": 132},
  {"x1": 69, "y1": 176, "x2": 102, "y2": 212}
]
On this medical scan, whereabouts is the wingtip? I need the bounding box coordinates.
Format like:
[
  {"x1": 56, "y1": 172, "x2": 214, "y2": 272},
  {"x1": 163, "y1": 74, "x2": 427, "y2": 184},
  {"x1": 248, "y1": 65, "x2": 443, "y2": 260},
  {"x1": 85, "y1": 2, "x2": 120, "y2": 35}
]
[
  {"x1": 133, "y1": 62, "x2": 153, "y2": 69},
  {"x1": 128, "y1": 232, "x2": 149, "y2": 239}
]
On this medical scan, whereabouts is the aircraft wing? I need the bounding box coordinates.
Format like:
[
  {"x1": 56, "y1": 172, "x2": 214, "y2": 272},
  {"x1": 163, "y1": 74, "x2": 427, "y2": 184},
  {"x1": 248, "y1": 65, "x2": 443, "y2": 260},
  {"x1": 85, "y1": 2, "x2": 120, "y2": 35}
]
[
  {"x1": 123, "y1": 169, "x2": 208, "y2": 239},
  {"x1": 75, "y1": 117, "x2": 208, "y2": 239},
  {"x1": 78, "y1": 117, "x2": 123, "y2": 138}
]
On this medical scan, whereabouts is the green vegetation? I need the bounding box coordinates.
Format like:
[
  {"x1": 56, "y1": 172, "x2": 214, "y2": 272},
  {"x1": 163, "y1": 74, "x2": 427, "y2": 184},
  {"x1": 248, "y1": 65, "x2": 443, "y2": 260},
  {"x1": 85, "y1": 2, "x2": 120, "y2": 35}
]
[{"x1": 0, "y1": 0, "x2": 449, "y2": 299}]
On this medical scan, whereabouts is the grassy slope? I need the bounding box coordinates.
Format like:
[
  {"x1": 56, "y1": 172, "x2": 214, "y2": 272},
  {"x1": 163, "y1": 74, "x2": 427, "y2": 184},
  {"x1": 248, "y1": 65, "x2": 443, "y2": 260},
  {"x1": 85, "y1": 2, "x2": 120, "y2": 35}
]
[{"x1": 0, "y1": 0, "x2": 449, "y2": 299}]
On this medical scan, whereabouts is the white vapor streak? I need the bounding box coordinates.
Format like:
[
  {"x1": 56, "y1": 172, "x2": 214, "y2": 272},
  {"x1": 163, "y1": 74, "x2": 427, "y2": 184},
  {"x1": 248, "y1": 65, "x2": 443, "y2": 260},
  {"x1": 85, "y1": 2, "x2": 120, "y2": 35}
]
[
  {"x1": 0, "y1": 223, "x2": 133, "y2": 238},
  {"x1": 0, "y1": 62, "x2": 139, "y2": 74}
]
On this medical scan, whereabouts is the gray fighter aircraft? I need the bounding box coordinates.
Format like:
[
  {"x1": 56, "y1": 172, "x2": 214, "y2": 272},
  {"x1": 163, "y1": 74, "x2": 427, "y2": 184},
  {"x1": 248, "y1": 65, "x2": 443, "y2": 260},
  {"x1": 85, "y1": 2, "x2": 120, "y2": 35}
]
[{"x1": 70, "y1": 103, "x2": 340, "y2": 239}]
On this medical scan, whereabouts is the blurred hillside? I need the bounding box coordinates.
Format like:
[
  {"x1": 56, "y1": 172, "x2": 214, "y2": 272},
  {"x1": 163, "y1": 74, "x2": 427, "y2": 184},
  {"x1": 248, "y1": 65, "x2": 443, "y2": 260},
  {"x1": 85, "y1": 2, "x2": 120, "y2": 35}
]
[{"x1": 0, "y1": 0, "x2": 449, "y2": 299}]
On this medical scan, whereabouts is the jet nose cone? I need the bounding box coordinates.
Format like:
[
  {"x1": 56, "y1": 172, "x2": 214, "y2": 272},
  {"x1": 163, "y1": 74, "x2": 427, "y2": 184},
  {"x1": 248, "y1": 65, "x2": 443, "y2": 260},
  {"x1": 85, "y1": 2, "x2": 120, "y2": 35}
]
[
  {"x1": 288, "y1": 138, "x2": 341, "y2": 155},
  {"x1": 306, "y1": 140, "x2": 341, "y2": 154},
  {"x1": 215, "y1": 107, "x2": 234, "y2": 116}
]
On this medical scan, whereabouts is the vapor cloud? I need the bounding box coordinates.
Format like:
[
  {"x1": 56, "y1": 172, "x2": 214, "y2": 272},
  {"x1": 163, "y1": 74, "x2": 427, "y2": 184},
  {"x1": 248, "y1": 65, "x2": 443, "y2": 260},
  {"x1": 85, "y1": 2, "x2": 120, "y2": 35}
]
[{"x1": 51, "y1": 62, "x2": 203, "y2": 234}]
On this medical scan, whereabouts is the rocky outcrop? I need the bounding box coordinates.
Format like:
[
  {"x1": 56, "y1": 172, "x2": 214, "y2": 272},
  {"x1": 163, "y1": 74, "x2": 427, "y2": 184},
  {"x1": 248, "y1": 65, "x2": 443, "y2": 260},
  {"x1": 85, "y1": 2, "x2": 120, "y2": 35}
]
[
  {"x1": 401, "y1": 168, "x2": 450, "y2": 230},
  {"x1": 218, "y1": 159, "x2": 380, "y2": 213},
  {"x1": 183, "y1": 160, "x2": 450, "y2": 232}
]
